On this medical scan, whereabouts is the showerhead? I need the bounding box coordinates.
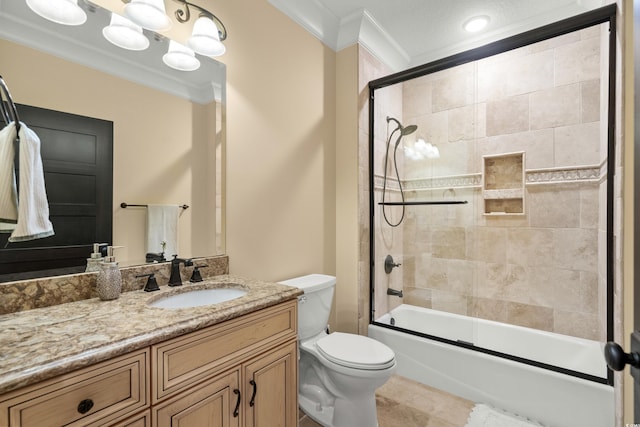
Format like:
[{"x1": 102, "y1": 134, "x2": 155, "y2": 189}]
[
  {"x1": 387, "y1": 116, "x2": 418, "y2": 136},
  {"x1": 402, "y1": 125, "x2": 418, "y2": 136}
]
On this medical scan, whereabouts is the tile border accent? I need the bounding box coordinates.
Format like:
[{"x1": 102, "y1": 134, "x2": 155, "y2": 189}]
[{"x1": 374, "y1": 163, "x2": 603, "y2": 192}]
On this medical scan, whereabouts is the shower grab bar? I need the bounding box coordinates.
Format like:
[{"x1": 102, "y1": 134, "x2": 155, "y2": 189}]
[{"x1": 379, "y1": 200, "x2": 468, "y2": 206}]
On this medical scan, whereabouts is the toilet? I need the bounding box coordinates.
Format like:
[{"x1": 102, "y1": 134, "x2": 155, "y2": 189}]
[{"x1": 279, "y1": 274, "x2": 396, "y2": 427}]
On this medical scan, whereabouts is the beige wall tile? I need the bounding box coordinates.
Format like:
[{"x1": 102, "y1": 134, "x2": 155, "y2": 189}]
[
  {"x1": 468, "y1": 297, "x2": 508, "y2": 323},
  {"x1": 431, "y1": 289, "x2": 468, "y2": 315},
  {"x1": 486, "y1": 94, "x2": 529, "y2": 136},
  {"x1": 404, "y1": 79, "x2": 432, "y2": 118},
  {"x1": 527, "y1": 186, "x2": 581, "y2": 228},
  {"x1": 580, "y1": 185, "x2": 600, "y2": 229},
  {"x1": 404, "y1": 287, "x2": 432, "y2": 308},
  {"x1": 581, "y1": 79, "x2": 601, "y2": 123},
  {"x1": 415, "y1": 109, "x2": 449, "y2": 145},
  {"x1": 506, "y1": 228, "x2": 555, "y2": 267},
  {"x1": 554, "y1": 310, "x2": 601, "y2": 340},
  {"x1": 466, "y1": 227, "x2": 507, "y2": 263},
  {"x1": 554, "y1": 122, "x2": 601, "y2": 167},
  {"x1": 504, "y1": 49, "x2": 555, "y2": 97},
  {"x1": 553, "y1": 228, "x2": 598, "y2": 273},
  {"x1": 530, "y1": 83, "x2": 581, "y2": 130},
  {"x1": 432, "y1": 227, "x2": 466, "y2": 260},
  {"x1": 448, "y1": 104, "x2": 478, "y2": 142},
  {"x1": 555, "y1": 36, "x2": 601, "y2": 86},
  {"x1": 432, "y1": 67, "x2": 476, "y2": 112},
  {"x1": 506, "y1": 302, "x2": 554, "y2": 331},
  {"x1": 447, "y1": 259, "x2": 475, "y2": 295},
  {"x1": 477, "y1": 130, "x2": 555, "y2": 169}
]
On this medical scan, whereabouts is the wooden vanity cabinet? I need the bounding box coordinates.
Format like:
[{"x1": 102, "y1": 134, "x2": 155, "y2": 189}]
[
  {"x1": 243, "y1": 340, "x2": 297, "y2": 427},
  {"x1": 0, "y1": 300, "x2": 298, "y2": 427},
  {"x1": 0, "y1": 350, "x2": 149, "y2": 427},
  {"x1": 151, "y1": 300, "x2": 298, "y2": 427}
]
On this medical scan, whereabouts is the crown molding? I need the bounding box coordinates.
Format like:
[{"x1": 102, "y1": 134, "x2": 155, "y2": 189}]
[{"x1": 268, "y1": 0, "x2": 409, "y2": 71}]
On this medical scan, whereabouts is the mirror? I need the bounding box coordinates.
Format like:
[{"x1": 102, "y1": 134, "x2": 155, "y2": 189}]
[{"x1": 0, "y1": 0, "x2": 225, "y2": 281}]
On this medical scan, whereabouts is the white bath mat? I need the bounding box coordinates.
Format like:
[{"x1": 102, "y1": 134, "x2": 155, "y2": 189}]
[{"x1": 465, "y1": 404, "x2": 545, "y2": 427}]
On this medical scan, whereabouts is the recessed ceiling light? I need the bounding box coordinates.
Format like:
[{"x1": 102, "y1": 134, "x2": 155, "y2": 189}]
[{"x1": 464, "y1": 15, "x2": 490, "y2": 33}]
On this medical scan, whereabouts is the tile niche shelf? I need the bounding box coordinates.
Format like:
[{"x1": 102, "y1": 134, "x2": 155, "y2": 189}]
[{"x1": 482, "y1": 152, "x2": 525, "y2": 215}]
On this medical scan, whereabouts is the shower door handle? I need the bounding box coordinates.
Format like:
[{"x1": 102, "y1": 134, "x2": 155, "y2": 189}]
[{"x1": 604, "y1": 342, "x2": 640, "y2": 371}]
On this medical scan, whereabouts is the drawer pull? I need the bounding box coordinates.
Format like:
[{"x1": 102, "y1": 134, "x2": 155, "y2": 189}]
[
  {"x1": 233, "y1": 389, "x2": 241, "y2": 417},
  {"x1": 249, "y1": 380, "x2": 257, "y2": 407},
  {"x1": 77, "y1": 399, "x2": 94, "y2": 414}
]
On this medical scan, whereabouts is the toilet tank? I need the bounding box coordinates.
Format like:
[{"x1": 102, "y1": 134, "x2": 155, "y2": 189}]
[{"x1": 279, "y1": 274, "x2": 336, "y2": 340}]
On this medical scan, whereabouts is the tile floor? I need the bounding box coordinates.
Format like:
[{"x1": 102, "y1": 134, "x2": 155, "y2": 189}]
[{"x1": 298, "y1": 375, "x2": 475, "y2": 427}]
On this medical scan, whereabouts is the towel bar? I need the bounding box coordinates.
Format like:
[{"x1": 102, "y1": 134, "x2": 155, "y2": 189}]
[{"x1": 120, "y1": 203, "x2": 189, "y2": 209}]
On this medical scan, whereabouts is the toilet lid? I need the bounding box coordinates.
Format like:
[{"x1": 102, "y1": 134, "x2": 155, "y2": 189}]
[{"x1": 316, "y1": 332, "x2": 395, "y2": 370}]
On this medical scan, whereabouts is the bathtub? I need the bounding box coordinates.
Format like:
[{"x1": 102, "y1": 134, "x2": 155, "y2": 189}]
[{"x1": 368, "y1": 304, "x2": 614, "y2": 427}]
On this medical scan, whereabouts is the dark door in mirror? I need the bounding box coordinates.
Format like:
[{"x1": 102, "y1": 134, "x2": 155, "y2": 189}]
[{"x1": 0, "y1": 104, "x2": 113, "y2": 282}]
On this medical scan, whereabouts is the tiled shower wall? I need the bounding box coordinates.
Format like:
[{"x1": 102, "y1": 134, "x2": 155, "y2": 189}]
[{"x1": 374, "y1": 25, "x2": 608, "y2": 341}]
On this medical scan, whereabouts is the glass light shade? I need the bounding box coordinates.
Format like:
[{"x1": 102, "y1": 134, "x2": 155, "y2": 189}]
[
  {"x1": 187, "y1": 16, "x2": 226, "y2": 57},
  {"x1": 464, "y1": 16, "x2": 490, "y2": 33},
  {"x1": 26, "y1": 0, "x2": 87, "y2": 26},
  {"x1": 163, "y1": 40, "x2": 200, "y2": 71},
  {"x1": 103, "y1": 13, "x2": 150, "y2": 51},
  {"x1": 124, "y1": 0, "x2": 172, "y2": 32}
]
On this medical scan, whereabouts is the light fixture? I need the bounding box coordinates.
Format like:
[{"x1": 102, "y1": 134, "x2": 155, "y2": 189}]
[
  {"x1": 464, "y1": 15, "x2": 490, "y2": 33},
  {"x1": 163, "y1": 40, "x2": 200, "y2": 71},
  {"x1": 122, "y1": 0, "x2": 228, "y2": 57},
  {"x1": 188, "y1": 15, "x2": 226, "y2": 57},
  {"x1": 26, "y1": 0, "x2": 87, "y2": 26},
  {"x1": 26, "y1": 0, "x2": 229, "y2": 72},
  {"x1": 124, "y1": 0, "x2": 172, "y2": 32},
  {"x1": 103, "y1": 13, "x2": 150, "y2": 51}
]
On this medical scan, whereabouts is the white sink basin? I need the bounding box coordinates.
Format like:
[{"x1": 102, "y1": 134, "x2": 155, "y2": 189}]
[{"x1": 149, "y1": 288, "x2": 247, "y2": 309}]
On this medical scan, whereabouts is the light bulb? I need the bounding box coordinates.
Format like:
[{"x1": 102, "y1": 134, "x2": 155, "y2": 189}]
[
  {"x1": 103, "y1": 13, "x2": 150, "y2": 51},
  {"x1": 464, "y1": 16, "x2": 490, "y2": 33},
  {"x1": 187, "y1": 16, "x2": 226, "y2": 57},
  {"x1": 26, "y1": 0, "x2": 87, "y2": 26},
  {"x1": 124, "y1": 0, "x2": 172, "y2": 32},
  {"x1": 163, "y1": 40, "x2": 200, "y2": 71}
]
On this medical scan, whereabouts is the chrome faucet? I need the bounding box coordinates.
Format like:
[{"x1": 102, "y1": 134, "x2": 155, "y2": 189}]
[
  {"x1": 387, "y1": 288, "x2": 403, "y2": 298},
  {"x1": 168, "y1": 255, "x2": 193, "y2": 287}
]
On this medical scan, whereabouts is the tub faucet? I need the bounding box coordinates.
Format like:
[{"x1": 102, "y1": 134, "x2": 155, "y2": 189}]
[
  {"x1": 387, "y1": 288, "x2": 403, "y2": 298},
  {"x1": 169, "y1": 255, "x2": 193, "y2": 287}
]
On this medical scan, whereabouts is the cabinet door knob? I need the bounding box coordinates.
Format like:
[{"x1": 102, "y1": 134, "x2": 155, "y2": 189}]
[
  {"x1": 233, "y1": 389, "x2": 241, "y2": 417},
  {"x1": 77, "y1": 399, "x2": 94, "y2": 414},
  {"x1": 604, "y1": 342, "x2": 640, "y2": 370},
  {"x1": 249, "y1": 380, "x2": 257, "y2": 407}
]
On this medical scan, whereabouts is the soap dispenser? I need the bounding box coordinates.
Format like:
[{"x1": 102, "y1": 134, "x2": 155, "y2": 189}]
[
  {"x1": 96, "y1": 246, "x2": 122, "y2": 301},
  {"x1": 85, "y1": 243, "x2": 107, "y2": 272}
]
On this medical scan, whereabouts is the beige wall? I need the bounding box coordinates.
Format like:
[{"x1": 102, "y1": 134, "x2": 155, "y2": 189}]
[
  {"x1": 213, "y1": 0, "x2": 338, "y2": 284},
  {"x1": 334, "y1": 46, "x2": 359, "y2": 333},
  {"x1": 0, "y1": 38, "x2": 218, "y2": 265}
]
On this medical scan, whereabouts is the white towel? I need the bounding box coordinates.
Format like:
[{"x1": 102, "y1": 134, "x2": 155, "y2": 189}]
[
  {"x1": 146, "y1": 204, "x2": 179, "y2": 257},
  {"x1": 0, "y1": 122, "x2": 18, "y2": 231},
  {"x1": 8, "y1": 123, "x2": 54, "y2": 242}
]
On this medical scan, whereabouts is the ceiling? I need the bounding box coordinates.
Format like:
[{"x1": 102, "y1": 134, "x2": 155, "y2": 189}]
[{"x1": 268, "y1": 0, "x2": 609, "y2": 71}]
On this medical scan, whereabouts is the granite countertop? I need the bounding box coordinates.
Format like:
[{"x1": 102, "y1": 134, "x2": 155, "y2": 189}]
[{"x1": 0, "y1": 275, "x2": 302, "y2": 395}]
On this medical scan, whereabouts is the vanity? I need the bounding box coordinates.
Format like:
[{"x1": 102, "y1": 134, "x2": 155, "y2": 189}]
[{"x1": 0, "y1": 272, "x2": 301, "y2": 426}]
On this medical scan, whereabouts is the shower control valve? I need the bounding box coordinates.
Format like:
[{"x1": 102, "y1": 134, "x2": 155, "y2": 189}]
[{"x1": 384, "y1": 255, "x2": 401, "y2": 274}]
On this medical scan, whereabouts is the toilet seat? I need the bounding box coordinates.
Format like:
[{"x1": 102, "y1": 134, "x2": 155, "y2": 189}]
[{"x1": 316, "y1": 332, "x2": 395, "y2": 370}]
